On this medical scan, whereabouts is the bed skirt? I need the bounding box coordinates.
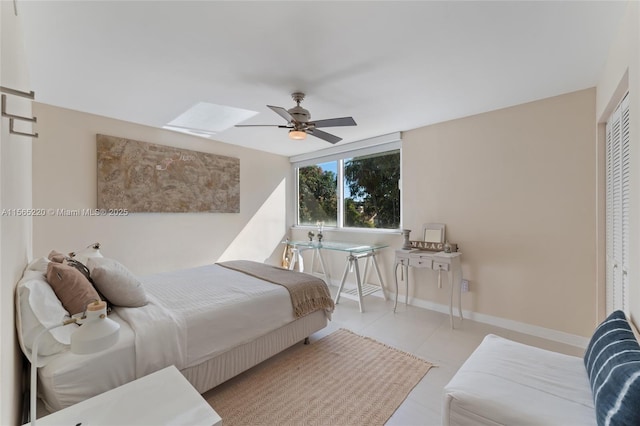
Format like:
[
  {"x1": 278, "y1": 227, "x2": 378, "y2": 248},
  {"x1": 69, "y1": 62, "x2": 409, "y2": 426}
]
[
  {"x1": 182, "y1": 309, "x2": 327, "y2": 393},
  {"x1": 39, "y1": 310, "x2": 327, "y2": 413}
]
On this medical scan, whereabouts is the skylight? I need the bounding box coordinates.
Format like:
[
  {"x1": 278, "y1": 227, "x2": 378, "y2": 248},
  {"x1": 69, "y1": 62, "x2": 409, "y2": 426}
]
[{"x1": 163, "y1": 102, "x2": 258, "y2": 137}]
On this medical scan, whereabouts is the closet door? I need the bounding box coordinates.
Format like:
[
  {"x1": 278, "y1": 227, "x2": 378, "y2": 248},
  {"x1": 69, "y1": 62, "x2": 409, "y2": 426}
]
[{"x1": 606, "y1": 93, "x2": 630, "y2": 314}]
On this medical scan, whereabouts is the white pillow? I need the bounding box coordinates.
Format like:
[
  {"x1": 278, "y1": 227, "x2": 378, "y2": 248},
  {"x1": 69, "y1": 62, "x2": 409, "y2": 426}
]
[
  {"x1": 26, "y1": 257, "x2": 51, "y2": 274},
  {"x1": 87, "y1": 257, "x2": 148, "y2": 307},
  {"x1": 16, "y1": 265, "x2": 78, "y2": 364}
]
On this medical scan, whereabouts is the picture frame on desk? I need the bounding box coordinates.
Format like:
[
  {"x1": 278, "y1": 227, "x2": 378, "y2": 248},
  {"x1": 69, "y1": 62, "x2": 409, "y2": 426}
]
[{"x1": 423, "y1": 223, "x2": 446, "y2": 243}]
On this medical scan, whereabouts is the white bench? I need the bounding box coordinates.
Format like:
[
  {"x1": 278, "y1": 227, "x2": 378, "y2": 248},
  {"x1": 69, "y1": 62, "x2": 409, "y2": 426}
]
[
  {"x1": 442, "y1": 334, "x2": 595, "y2": 426},
  {"x1": 443, "y1": 310, "x2": 640, "y2": 426}
]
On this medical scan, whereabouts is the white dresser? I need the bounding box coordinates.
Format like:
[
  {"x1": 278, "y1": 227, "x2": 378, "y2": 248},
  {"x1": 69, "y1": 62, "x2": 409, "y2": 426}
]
[{"x1": 394, "y1": 249, "x2": 463, "y2": 328}]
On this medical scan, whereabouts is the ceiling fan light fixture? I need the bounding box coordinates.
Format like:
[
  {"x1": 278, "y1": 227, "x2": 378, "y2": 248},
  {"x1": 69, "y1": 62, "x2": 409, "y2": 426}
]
[{"x1": 289, "y1": 130, "x2": 307, "y2": 140}]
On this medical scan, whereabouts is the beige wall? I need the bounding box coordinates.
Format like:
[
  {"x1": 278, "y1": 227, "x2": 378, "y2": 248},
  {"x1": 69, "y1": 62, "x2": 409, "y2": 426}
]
[
  {"x1": 403, "y1": 89, "x2": 596, "y2": 338},
  {"x1": 1, "y1": 2, "x2": 34, "y2": 424},
  {"x1": 294, "y1": 88, "x2": 597, "y2": 339},
  {"x1": 32, "y1": 104, "x2": 292, "y2": 275},
  {"x1": 596, "y1": 1, "x2": 640, "y2": 325}
]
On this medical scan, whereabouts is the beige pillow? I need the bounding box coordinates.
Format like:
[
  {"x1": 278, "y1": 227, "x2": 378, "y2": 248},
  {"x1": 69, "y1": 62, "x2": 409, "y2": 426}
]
[
  {"x1": 47, "y1": 250, "x2": 66, "y2": 263},
  {"x1": 87, "y1": 258, "x2": 148, "y2": 307},
  {"x1": 46, "y1": 262, "x2": 101, "y2": 315}
]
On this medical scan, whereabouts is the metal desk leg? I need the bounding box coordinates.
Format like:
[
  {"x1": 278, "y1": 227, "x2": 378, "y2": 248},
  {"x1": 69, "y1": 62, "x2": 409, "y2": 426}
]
[
  {"x1": 362, "y1": 255, "x2": 370, "y2": 285},
  {"x1": 404, "y1": 263, "x2": 409, "y2": 307},
  {"x1": 393, "y1": 262, "x2": 400, "y2": 312},
  {"x1": 458, "y1": 280, "x2": 464, "y2": 321},
  {"x1": 334, "y1": 259, "x2": 351, "y2": 305},
  {"x1": 317, "y1": 248, "x2": 331, "y2": 285},
  {"x1": 455, "y1": 258, "x2": 464, "y2": 322},
  {"x1": 352, "y1": 255, "x2": 364, "y2": 313},
  {"x1": 371, "y1": 254, "x2": 388, "y2": 301},
  {"x1": 448, "y1": 270, "x2": 454, "y2": 329}
]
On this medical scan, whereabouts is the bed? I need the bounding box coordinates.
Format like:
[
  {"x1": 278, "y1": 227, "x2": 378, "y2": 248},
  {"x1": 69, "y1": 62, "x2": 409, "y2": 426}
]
[{"x1": 16, "y1": 256, "x2": 333, "y2": 413}]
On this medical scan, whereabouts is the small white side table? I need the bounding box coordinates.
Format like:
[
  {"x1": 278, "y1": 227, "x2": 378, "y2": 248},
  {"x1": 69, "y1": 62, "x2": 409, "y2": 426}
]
[
  {"x1": 27, "y1": 366, "x2": 222, "y2": 426},
  {"x1": 394, "y1": 249, "x2": 463, "y2": 328}
]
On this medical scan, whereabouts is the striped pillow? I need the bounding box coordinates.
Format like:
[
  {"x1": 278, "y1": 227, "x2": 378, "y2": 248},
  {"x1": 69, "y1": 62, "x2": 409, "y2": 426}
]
[{"x1": 584, "y1": 310, "x2": 640, "y2": 426}]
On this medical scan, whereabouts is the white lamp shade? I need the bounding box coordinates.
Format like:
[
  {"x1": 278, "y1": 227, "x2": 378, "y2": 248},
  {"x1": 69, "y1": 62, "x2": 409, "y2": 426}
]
[
  {"x1": 71, "y1": 301, "x2": 120, "y2": 354},
  {"x1": 289, "y1": 130, "x2": 306, "y2": 140}
]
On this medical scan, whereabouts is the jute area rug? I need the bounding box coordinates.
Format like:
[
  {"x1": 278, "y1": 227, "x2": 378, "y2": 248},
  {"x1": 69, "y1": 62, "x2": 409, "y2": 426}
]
[{"x1": 204, "y1": 328, "x2": 434, "y2": 426}]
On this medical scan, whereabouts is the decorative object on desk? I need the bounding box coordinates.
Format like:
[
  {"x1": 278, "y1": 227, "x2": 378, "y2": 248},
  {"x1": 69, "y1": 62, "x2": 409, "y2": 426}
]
[
  {"x1": 316, "y1": 221, "x2": 324, "y2": 243},
  {"x1": 409, "y1": 240, "x2": 458, "y2": 252},
  {"x1": 444, "y1": 240, "x2": 452, "y2": 253},
  {"x1": 307, "y1": 231, "x2": 315, "y2": 242},
  {"x1": 401, "y1": 229, "x2": 412, "y2": 249},
  {"x1": 29, "y1": 300, "x2": 120, "y2": 425},
  {"x1": 281, "y1": 240, "x2": 294, "y2": 269},
  {"x1": 410, "y1": 240, "x2": 444, "y2": 251},
  {"x1": 423, "y1": 223, "x2": 446, "y2": 244}
]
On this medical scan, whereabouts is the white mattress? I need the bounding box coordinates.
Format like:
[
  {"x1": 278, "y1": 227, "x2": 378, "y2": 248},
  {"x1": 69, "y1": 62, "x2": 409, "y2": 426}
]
[
  {"x1": 442, "y1": 334, "x2": 596, "y2": 426},
  {"x1": 38, "y1": 264, "x2": 324, "y2": 412}
]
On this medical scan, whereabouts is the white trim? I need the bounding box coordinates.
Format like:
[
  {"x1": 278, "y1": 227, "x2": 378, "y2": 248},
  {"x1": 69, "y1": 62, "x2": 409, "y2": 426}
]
[
  {"x1": 337, "y1": 159, "x2": 345, "y2": 228},
  {"x1": 360, "y1": 288, "x2": 590, "y2": 348},
  {"x1": 289, "y1": 132, "x2": 401, "y2": 166},
  {"x1": 291, "y1": 225, "x2": 401, "y2": 235},
  {"x1": 322, "y1": 269, "x2": 590, "y2": 348}
]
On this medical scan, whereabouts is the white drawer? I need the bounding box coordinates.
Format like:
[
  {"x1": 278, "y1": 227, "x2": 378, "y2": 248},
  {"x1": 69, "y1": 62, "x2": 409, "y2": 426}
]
[
  {"x1": 433, "y1": 262, "x2": 450, "y2": 271},
  {"x1": 410, "y1": 256, "x2": 433, "y2": 268},
  {"x1": 395, "y1": 250, "x2": 412, "y2": 261}
]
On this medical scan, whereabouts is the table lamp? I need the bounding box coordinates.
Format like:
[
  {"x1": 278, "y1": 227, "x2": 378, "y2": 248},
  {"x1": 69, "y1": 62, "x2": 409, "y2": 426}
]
[{"x1": 29, "y1": 300, "x2": 120, "y2": 425}]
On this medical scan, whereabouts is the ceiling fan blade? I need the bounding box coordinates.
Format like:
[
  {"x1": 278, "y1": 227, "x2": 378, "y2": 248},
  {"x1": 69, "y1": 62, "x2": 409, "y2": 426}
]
[
  {"x1": 308, "y1": 129, "x2": 342, "y2": 144},
  {"x1": 267, "y1": 105, "x2": 294, "y2": 123},
  {"x1": 311, "y1": 117, "x2": 357, "y2": 128},
  {"x1": 234, "y1": 124, "x2": 292, "y2": 128}
]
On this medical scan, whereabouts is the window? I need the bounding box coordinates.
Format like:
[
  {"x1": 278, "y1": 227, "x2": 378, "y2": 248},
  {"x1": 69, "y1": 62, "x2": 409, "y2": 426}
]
[
  {"x1": 343, "y1": 150, "x2": 400, "y2": 229},
  {"x1": 606, "y1": 92, "x2": 630, "y2": 314},
  {"x1": 294, "y1": 137, "x2": 401, "y2": 230},
  {"x1": 298, "y1": 161, "x2": 339, "y2": 227}
]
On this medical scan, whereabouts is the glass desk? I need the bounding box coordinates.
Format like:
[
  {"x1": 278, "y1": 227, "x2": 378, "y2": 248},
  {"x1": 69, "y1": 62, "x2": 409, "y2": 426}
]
[{"x1": 285, "y1": 240, "x2": 388, "y2": 313}]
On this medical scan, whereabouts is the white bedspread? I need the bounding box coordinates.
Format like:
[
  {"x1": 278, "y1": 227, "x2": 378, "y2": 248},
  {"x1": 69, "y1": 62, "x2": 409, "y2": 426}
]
[{"x1": 117, "y1": 264, "x2": 296, "y2": 378}]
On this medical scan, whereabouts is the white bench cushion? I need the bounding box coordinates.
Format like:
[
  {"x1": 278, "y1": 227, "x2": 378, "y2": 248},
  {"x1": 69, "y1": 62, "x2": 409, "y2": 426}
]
[{"x1": 442, "y1": 334, "x2": 596, "y2": 426}]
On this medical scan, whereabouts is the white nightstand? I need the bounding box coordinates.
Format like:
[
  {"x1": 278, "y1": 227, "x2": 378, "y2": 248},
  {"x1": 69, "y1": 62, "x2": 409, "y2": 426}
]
[{"x1": 27, "y1": 365, "x2": 222, "y2": 426}]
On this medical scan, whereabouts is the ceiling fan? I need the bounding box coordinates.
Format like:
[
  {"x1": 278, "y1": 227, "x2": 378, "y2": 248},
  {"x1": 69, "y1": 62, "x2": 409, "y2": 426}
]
[{"x1": 235, "y1": 92, "x2": 357, "y2": 144}]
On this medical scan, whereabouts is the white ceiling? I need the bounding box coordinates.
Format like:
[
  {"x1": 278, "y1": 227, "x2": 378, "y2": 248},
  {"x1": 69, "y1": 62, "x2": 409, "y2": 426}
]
[{"x1": 19, "y1": 1, "x2": 627, "y2": 157}]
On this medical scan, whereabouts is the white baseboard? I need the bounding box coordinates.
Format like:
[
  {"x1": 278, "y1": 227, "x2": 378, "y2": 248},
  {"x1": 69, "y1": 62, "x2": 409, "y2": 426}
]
[
  {"x1": 383, "y1": 290, "x2": 589, "y2": 348},
  {"x1": 327, "y1": 277, "x2": 590, "y2": 349}
]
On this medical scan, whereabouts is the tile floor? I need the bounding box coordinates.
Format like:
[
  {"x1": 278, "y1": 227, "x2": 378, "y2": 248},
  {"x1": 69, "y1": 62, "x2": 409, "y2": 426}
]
[{"x1": 308, "y1": 287, "x2": 585, "y2": 426}]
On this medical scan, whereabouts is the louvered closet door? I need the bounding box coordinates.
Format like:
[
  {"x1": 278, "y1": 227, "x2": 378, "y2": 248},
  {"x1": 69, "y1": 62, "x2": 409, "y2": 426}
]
[{"x1": 606, "y1": 93, "x2": 630, "y2": 314}]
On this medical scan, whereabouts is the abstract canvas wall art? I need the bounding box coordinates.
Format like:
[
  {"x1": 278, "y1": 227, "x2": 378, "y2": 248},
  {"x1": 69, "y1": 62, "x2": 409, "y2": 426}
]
[{"x1": 97, "y1": 134, "x2": 240, "y2": 213}]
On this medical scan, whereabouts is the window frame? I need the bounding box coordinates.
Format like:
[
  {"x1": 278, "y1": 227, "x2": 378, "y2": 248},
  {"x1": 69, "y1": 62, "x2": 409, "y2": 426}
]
[{"x1": 291, "y1": 133, "x2": 402, "y2": 233}]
